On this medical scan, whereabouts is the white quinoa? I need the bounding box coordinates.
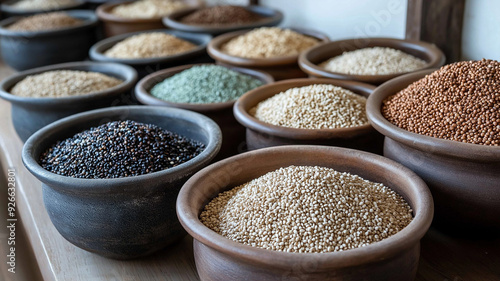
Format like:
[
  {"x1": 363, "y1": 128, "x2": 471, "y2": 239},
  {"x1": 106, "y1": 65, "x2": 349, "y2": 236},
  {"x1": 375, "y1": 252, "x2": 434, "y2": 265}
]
[
  {"x1": 104, "y1": 32, "x2": 197, "y2": 59},
  {"x1": 221, "y1": 27, "x2": 320, "y2": 59},
  {"x1": 7, "y1": 12, "x2": 83, "y2": 32},
  {"x1": 250, "y1": 84, "x2": 368, "y2": 129},
  {"x1": 201, "y1": 165, "x2": 413, "y2": 253},
  {"x1": 11, "y1": 70, "x2": 123, "y2": 98},
  {"x1": 9, "y1": 0, "x2": 77, "y2": 10},
  {"x1": 110, "y1": 0, "x2": 190, "y2": 19}
]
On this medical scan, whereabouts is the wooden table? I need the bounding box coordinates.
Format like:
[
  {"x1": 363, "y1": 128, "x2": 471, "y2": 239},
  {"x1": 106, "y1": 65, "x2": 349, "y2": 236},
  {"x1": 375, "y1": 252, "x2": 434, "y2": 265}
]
[{"x1": 0, "y1": 65, "x2": 498, "y2": 281}]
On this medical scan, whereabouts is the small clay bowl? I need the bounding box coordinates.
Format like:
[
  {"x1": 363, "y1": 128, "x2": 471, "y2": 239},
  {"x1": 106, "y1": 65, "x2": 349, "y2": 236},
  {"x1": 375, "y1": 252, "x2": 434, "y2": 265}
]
[
  {"x1": 89, "y1": 29, "x2": 212, "y2": 78},
  {"x1": 0, "y1": 61, "x2": 137, "y2": 142},
  {"x1": 207, "y1": 27, "x2": 329, "y2": 80},
  {"x1": 234, "y1": 78, "x2": 383, "y2": 153},
  {"x1": 0, "y1": 0, "x2": 85, "y2": 17},
  {"x1": 163, "y1": 5, "x2": 283, "y2": 35},
  {"x1": 177, "y1": 145, "x2": 434, "y2": 281},
  {"x1": 298, "y1": 38, "x2": 446, "y2": 85},
  {"x1": 96, "y1": 0, "x2": 199, "y2": 37},
  {"x1": 135, "y1": 63, "x2": 274, "y2": 160},
  {"x1": 0, "y1": 10, "x2": 98, "y2": 71},
  {"x1": 22, "y1": 105, "x2": 222, "y2": 259},
  {"x1": 366, "y1": 69, "x2": 500, "y2": 232}
]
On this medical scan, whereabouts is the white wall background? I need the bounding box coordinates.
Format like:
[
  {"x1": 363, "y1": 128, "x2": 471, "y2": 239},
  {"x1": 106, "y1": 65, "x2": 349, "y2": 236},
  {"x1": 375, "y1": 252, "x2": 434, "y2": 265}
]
[{"x1": 462, "y1": 0, "x2": 500, "y2": 60}]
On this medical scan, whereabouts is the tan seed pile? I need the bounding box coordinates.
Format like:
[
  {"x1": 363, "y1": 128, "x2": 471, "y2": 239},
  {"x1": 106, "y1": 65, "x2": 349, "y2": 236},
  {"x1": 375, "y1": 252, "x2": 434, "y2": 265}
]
[
  {"x1": 7, "y1": 12, "x2": 83, "y2": 32},
  {"x1": 383, "y1": 59, "x2": 500, "y2": 146},
  {"x1": 11, "y1": 70, "x2": 122, "y2": 98},
  {"x1": 221, "y1": 27, "x2": 319, "y2": 59},
  {"x1": 9, "y1": 0, "x2": 77, "y2": 10},
  {"x1": 250, "y1": 84, "x2": 368, "y2": 129},
  {"x1": 201, "y1": 165, "x2": 413, "y2": 253},
  {"x1": 104, "y1": 32, "x2": 197, "y2": 59},
  {"x1": 110, "y1": 0, "x2": 189, "y2": 19},
  {"x1": 320, "y1": 47, "x2": 426, "y2": 75}
]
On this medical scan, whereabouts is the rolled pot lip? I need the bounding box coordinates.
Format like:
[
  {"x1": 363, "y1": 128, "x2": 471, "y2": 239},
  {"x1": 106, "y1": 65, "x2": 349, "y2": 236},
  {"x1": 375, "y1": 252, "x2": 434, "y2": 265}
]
[
  {"x1": 88, "y1": 29, "x2": 212, "y2": 66},
  {"x1": 0, "y1": 9, "x2": 98, "y2": 37},
  {"x1": 0, "y1": 0, "x2": 85, "y2": 14},
  {"x1": 162, "y1": 5, "x2": 283, "y2": 35},
  {"x1": 0, "y1": 61, "x2": 138, "y2": 107},
  {"x1": 21, "y1": 105, "x2": 222, "y2": 194},
  {"x1": 298, "y1": 38, "x2": 446, "y2": 84},
  {"x1": 177, "y1": 145, "x2": 434, "y2": 270},
  {"x1": 233, "y1": 78, "x2": 376, "y2": 140},
  {"x1": 207, "y1": 27, "x2": 330, "y2": 67},
  {"x1": 366, "y1": 69, "x2": 500, "y2": 161},
  {"x1": 134, "y1": 63, "x2": 275, "y2": 113}
]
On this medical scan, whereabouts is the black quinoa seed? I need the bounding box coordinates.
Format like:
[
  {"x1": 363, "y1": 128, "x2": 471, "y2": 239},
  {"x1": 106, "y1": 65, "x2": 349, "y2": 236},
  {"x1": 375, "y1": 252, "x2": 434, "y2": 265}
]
[{"x1": 39, "y1": 120, "x2": 205, "y2": 179}]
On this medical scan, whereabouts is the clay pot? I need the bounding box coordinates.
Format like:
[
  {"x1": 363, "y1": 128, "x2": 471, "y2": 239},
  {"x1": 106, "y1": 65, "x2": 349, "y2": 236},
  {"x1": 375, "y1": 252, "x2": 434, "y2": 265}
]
[
  {"x1": 366, "y1": 69, "x2": 500, "y2": 232},
  {"x1": 22, "y1": 106, "x2": 222, "y2": 259},
  {"x1": 298, "y1": 38, "x2": 445, "y2": 85},
  {"x1": 207, "y1": 28, "x2": 329, "y2": 80},
  {"x1": 163, "y1": 5, "x2": 283, "y2": 35},
  {"x1": 234, "y1": 78, "x2": 383, "y2": 153},
  {"x1": 0, "y1": 0, "x2": 85, "y2": 17},
  {"x1": 135, "y1": 63, "x2": 274, "y2": 160},
  {"x1": 177, "y1": 145, "x2": 434, "y2": 281}
]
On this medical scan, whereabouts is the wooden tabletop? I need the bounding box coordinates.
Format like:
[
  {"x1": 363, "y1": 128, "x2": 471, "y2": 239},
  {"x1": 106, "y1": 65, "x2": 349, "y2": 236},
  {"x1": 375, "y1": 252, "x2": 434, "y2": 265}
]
[{"x1": 0, "y1": 65, "x2": 499, "y2": 281}]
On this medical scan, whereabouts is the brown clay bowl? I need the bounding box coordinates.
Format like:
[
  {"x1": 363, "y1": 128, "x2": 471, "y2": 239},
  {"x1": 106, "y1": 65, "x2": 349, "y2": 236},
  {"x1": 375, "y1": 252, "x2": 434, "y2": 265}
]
[
  {"x1": 207, "y1": 28, "x2": 329, "y2": 80},
  {"x1": 298, "y1": 38, "x2": 445, "y2": 85},
  {"x1": 233, "y1": 78, "x2": 383, "y2": 153},
  {"x1": 135, "y1": 63, "x2": 274, "y2": 160},
  {"x1": 366, "y1": 69, "x2": 500, "y2": 232},
  {"x1": 177, "y1": 145, "x2": 434, "y2": 281}
]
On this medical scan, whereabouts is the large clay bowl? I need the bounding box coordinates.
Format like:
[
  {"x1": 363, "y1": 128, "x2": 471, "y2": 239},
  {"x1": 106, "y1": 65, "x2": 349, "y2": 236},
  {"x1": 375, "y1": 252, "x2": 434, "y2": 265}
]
[{"x1": 177, "y1": 145, "x2": 434, "y2": 281}]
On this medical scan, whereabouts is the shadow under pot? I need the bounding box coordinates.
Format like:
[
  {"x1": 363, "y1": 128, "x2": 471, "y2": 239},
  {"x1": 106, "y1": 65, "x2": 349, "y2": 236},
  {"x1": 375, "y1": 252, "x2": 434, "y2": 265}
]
[
  {"x1": 21, "y1": 105, "x2": 222, "y2": 259},
  {"x1": 0, "y1": 0, "x2": 85, "y2": 17},
  {"x1": 366, "y1": 69, "x2": 500, "y2": 233},
  {"x1": 0, "y1": 10, "x2": 98, "y2": 71},
  {"x1": 207, "y1": 28, "x2": 329, "y2": 81},
  {"x1": 0, "y1": 61, "x2": 138, "y2": 142},
  {"x1": 89, "y1": 29, "x2": 213, "y2": 78},
  {"x1": 234, "y1": 78, "x2": 383, "y2": 154},
  {"x1": 135, "y1": 63, "x2": 274, "y2": 160}
]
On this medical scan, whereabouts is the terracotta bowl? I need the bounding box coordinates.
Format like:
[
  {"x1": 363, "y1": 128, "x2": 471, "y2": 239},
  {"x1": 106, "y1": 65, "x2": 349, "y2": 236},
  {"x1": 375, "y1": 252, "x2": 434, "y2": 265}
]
[
  {"x1": 234, "y1": 78, "x2": 383, "y2": 153},
  {"x1": 207, "y1": 28, "x2": 329, "y2": 80},
  {"x1": 22, "y1": 106, "x2": 222, "y2": 259},
  {"x1": 298, "y1": 38, "x2": 445, "y2": 85},
  {"x1": 366, "y1": 69, "x2": 500, "y2": 232},
  {"x1": 177, "y1": 145, "x2": 434, "y2": 281},
  {"x1": 0, "y1": 0, "x2": 85, "y2": 17},
  {"x1": 0, "y1": 61, "x2": 137, "y2": 142},
  {"x1": 163, "y1": 5, "x2": 283, "y2": 35},
  {"x1": 135, "y1": 63, "x2": 274, "y2": 160}
]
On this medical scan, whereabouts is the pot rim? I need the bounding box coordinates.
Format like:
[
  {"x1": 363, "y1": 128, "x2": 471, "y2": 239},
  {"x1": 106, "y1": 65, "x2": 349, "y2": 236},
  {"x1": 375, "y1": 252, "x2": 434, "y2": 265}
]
[
  {"x1": 366, "y1": 69, "x2": 500, "y2": 160},
  {"x1": 177, "y1": 145, "x2": 434, "y2": 270},
  {"x1": 207, "y1": 27, "x2": 330, "y2": 67},
  {"x1": 233, "y1": 78, "x2": 376, "y2": 140},
  {"x1": 0, "y1": 0, "x2": 85, "y2": 14},
  {"x1": 134, "y1": 63, "x2": 274, "y2": 113},
  {"x1": 21, "y1": 106, "x2": 222, "y2": 194}
]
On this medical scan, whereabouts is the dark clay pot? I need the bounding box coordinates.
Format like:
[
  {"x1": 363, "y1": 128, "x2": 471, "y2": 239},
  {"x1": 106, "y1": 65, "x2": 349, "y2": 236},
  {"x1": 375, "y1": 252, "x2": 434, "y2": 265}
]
[
  {"x1": 0, "y1": 0, "x2": 85, "y2": 17},
  {"x1": 234, "y1": 78, "x2": 383, "y2": 153},
  {"x1": 163, "y1": 5, "x2": 283, "y2": 36},
  {"x1": 22, "y1": 106, "x2": 222, "y2": 259},
  {"x1": 0, "y1": 10, "x2": 98, "y2": 71},
  {"x1": 135, "y1": 63, "x2": 274, "y2": 161},
  {"x1": 366, "y1": 69, "x2": 500, "y2": 232},
  {"x1": 89, "y1": 29, "x2": 213, "y2": 78},
  {"x1": 0, "y1": 61, "x2": 137, "y2": 142},
  {"x1": 207, "y1": 28, "x2": 329, "y2": 81},
  {"x1": 177, "y1": 145, "x2": 434, "y2": 281}
]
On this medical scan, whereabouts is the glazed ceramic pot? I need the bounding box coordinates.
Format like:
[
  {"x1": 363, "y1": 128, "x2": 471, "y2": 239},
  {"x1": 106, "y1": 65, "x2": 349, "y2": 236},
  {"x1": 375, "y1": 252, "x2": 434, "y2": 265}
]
[
  {"x1": 177, "y1": 145, "x2": 434, "y2": 281},
  {"x1": 207, "y1": 28, "x2": 329, "y2": 80},
  {"x1": 298, "y1": 38, "x2": 445, "y2": 85},
  {"x1": 0, "y1": 61, "x2": 137, "y2": 142},
  {"x1": 22, "y1": 106, "x2": 222, "y2": 259},
  {"x1": 135, "y1": 63, "x2": 274, "y2": 160},
  {"x1": 366, "y1": 69, "x2": 500, "y2": 231},
  {"x1": 0, "y1": 0, "x2": 85, "y2": 17},
  {"x1": 163, "y1": 5, "x2": 283, "y2": 35},
  {"x1": 89, "y1": 29, "x2": 212, "y2": 78},
  {"x1": 0, "y1": 10, "x2": 98, "y2": 71},
  {"x1": 234, "y1": 78, "x2": 383, "y2": 153}
]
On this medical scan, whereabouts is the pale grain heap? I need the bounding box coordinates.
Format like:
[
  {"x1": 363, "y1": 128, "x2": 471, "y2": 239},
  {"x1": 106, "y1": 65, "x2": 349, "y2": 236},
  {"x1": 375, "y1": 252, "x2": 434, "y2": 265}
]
[
  {"x1": 8, "y1": 12, "x2": 83, "y2": 32},
  {"x1": 9, "y1": 0, "x2": 77, "y2": 10},
  {"x1": 110, "y1": 0, "x2": 189, "y2": 19}
]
